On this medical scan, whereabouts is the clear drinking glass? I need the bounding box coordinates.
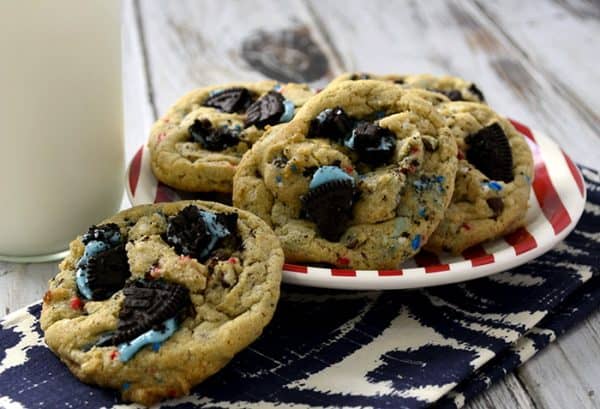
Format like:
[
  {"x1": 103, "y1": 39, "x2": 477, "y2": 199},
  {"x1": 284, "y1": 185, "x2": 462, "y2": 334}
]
[{"x1": 0, "y1": 0, "x2": 124, "y2": 262}]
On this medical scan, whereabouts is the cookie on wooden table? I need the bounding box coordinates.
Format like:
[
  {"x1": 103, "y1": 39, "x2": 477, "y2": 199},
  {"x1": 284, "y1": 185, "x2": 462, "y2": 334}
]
[
  {"x1": 148, "y1": 81, "x2": 314, "y2": 193},
  {"x1": 233, "y1": 80, "x2": 458, "y2": 269},
  {"x1": 41, "y1": 201, "x2": 283, "y2": 405}
]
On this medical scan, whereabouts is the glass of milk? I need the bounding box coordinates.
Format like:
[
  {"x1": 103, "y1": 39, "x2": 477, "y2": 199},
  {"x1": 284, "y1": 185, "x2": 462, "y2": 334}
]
[{"x1": 0, "y1": 0, "x2": 124, "y2": 262}]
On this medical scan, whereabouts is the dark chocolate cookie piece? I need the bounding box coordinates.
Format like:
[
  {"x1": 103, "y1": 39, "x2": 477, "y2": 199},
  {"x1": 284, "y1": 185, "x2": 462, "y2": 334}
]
[
  {"x1": 82, "y1": 223, "x2": 121, "y2": 245},
  {"x1": 86, "y1": 244, "x2": 130, "y2": 300},
  {"x1": 188, "y1": 119, "x2": 240, "y2": 151},
  {"x1": 308, "y1": 107, "x2": 353, "y2": 142},
  {"x1": 98, "y1": 279, "x2": 192, "y2": 346},
  {"x1": 466, "y1": 123, "x2": 514, "y2": 183},
  {"x1": 346, "y1": 121, "x2": 397, "y2": 165},
  {"x1": 164, "y1": 205, "x2": 238, "y2": 261},
  {"x1": 203, "y1": 87, "x2": 252, "y2": 113},
  {"x1": 469, "y1": 83, "x2": 485, "y2": 102},
  {"x1": 301, "y1": 179, "x2": 356, "y2": 242},
  {"x1": 245, "y1": 91, "x2": 285, "y2": 128}
]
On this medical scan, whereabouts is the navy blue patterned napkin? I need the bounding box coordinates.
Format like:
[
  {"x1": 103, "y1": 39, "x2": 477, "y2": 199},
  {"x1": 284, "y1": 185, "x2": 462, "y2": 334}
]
[{"x1": 1, "y1": 167, "x2": 598, "y2": 409}]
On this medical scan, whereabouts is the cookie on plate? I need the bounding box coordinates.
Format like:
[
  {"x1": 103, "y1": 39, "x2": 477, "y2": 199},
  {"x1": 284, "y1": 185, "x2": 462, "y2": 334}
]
[
  {"x1": 425, "y1": 102, "x2": 534, "y2": 254},
  {"x1": 148, "y1": 81, "x2": 314, "y2": 193},
  {"x1": 331, "y1": 72, "x2": 486, "y2": 102},
  {"x1": 41, "y1": 201, "x2": 283, "y2": 405},
  {"x1": 233, "y1": 80, "x2": 458, "y2": 269}
]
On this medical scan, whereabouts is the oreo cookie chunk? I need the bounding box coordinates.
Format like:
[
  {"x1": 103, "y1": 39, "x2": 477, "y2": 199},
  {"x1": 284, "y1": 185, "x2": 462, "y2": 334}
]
[
  {"x1": 164, "y1": 205, "x2": 238, "y2": 261},
  {"x1": 426, "y1": 102, "x2": 533, "y2": 254},
  {"x1": 188, "y1": 118, "x2": 240, "y2": 151},
  {"x1": 148, "y1": 80, "x2": 314, "y2": 193},
  {"x1": 234, "y1": 80, "x2": 459, "y2": 269},
  {"x1": 76, "y1": 224, "x2": 130, "y2": 301},
  {"x1": 345, "y1": 121, "x2": 396, "y2": 165},
  {"x1": 308, "y1": 107, "x2": 353, "y2": 142},
  {"x1": 203, "y1": 87, "x2": 252, "y2": 113},
  {"x1": 301, "y1": 166, "x2": 357, "y2": 241},
  {"x1": 41, "y1": 201, "x2": 284, "y2": 405},
  {"x1": 466, "y1": 122, "x2": 514, "y2": 183},
  {"x1": 96, "y1": 279, "x2": 191, "y2": 349},
  {"x1": 244, "y1": 91, "x2": 286, "y2": 128}
]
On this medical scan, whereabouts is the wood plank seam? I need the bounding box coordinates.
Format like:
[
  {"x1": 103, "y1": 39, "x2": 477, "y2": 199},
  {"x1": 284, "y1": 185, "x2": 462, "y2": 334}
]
[{"x1": 133, "y1": 0, "x2": 159, "y2": 120}]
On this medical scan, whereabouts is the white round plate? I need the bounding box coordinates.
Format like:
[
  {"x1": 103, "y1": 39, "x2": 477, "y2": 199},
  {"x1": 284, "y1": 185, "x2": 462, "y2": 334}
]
[{"x1": 126, "y1": 120, "x2": 586, "y2": 290}]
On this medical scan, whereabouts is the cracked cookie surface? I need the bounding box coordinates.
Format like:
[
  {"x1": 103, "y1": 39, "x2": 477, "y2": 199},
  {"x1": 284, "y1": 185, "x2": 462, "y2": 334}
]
[
  {"x1": 233, "y1": 80, "x2": 458, "y2": 269},
  {"x1": 148, "y1": 81, "x2": 314, "y2": 193},
  {"x1": 41, "y1": 201, "x2": 283, "y2": 405},
  {"x1": 425, "y1": 102, "x2": 534, "y2": 253}
]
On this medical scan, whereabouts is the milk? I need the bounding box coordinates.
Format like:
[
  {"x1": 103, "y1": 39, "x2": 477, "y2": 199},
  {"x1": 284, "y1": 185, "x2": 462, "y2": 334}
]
[{"x1": 0, "y1": 0, "x2": 124, "y2": 260}]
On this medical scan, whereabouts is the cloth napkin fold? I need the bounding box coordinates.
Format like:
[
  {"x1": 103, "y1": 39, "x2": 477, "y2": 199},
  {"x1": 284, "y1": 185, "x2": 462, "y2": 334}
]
[{"x1": 1, "y1": 167, "x2": 598, "y2": 409}]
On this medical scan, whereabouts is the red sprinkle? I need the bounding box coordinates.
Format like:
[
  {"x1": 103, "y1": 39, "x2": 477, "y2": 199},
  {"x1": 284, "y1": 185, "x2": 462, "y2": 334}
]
[
  {"x1": 462, "y1": 223, "x2": 471, "y2": 230},
  {"x1": 157, "y1": 133, "x2": 167, "y2": 143},
  {"x1": 110, "y1": 350, "x2": 119, "y2": 360},
  {"x1": 43, "y1": 291, "x2": 52, "y2": 303},
  {"x1": 344, "y1": 166, "x2": 354, "y2": 174},
  {"x1": 150, "y1": 265, "x2": 162, "y2": 278},
  {"x1": 337, "y1": 257, "x2": 350, "y2": 266},
  {"x1": 163, "y1": 118, "x2": 170, "y2": 123},
  {"x1": 227, "y1": 257, "x2": 238, "y2": 264},
  {"x1": 70, "y1": 297, "x2": 83, "y2": 310},
  {"x1": 411, "y1": 146, "x2": 420, "y2": 154},
  {"x1": 457, "y1": 150, "x2": 465, "y2": 160}
]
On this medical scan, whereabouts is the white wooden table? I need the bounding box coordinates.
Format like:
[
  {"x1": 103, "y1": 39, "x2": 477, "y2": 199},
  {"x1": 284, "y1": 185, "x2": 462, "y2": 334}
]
[{"x1": 1, "y1": 1, "x2": 599, "y2": 407}]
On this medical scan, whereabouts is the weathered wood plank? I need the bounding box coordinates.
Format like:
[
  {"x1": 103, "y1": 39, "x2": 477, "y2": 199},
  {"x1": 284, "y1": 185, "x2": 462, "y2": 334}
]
[
  {"x1": 467, "y1": 373, "x2": 537, "y2": 409},
  {"x1": 305, "y1": 0, "x2": 599, "y2": 168},
  {"x1": 137, "y1": 0, "x2": 340, "y2": 115},
  {"x1": 0, "y1": 262, "x2": 57, "y2": 317},
  {"x1": 517, "y1": 309, "x2": 600, "y2": 409},
  {"x1": 473, "y1": 0, "x2": 600, "y2": 140}
]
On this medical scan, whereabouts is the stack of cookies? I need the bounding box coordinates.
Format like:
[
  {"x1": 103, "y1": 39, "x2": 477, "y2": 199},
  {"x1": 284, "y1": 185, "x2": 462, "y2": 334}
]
[
  {"x1": 40, "y1": 73, "x2": 533, "y2": 405},
  {"x1": 149, "y1": 73, "x2": 534, "y2": 268}
]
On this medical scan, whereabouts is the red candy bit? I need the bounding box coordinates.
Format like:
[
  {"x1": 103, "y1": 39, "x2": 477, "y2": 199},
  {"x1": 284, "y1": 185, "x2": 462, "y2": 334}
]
[
  {"x1": 110, "y1": 350, "x2": 119, "y2": 360},
  {"x1": 344, "y1": 165, "x2": 354, "y2": 175},
  {"x1": 410, "y1": 146, "x2": 420, "y2": 154},
  {"x1": 43, "y1": 290, "x2": 52, "y2": 303},
  {"x1": 150, "y1": 265, "x2": 162, "y2": 278},
  {"x1": 462, "y1": 223, "x2": 471, "y2": 230},
  {"x1": 168, "y1": 389, "x2": 178, "y2": 398},
  {"x1": 70, "y1": 297, "x2": 83, "y2": 310},
  {"x1": 457, "y1": 150, "x2": 465, "y2": 160},
  {"x1": 157, "y1": 132, "x2": 167, "y2": 143},
  {"x1": 179, "y1": 255, "x2": 191, "y2": 263},
  {"x1": 337, "y1": 256, "x2": 350, "y2": 266},
  {"x1": 163, "y1": 118, "x2": 170, "y2": 123},
  {"x1": 227, "y1": 257, "x2": 238, "y2": 264}
]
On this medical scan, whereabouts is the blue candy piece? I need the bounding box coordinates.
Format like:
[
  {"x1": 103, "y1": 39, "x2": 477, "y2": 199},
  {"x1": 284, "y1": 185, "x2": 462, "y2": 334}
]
[
  {"x1": 411, "y1": 235, "x2": 422, "y2": 251},
  {"x1": 279, "y1": 100, "x2": 295, "y2": 122},
  {"x1": 309, "y1": 166, "x2": 354, "y2": 190},
  {"x1": 486, "y1": 181, "x2": 503, "y2": 191}
]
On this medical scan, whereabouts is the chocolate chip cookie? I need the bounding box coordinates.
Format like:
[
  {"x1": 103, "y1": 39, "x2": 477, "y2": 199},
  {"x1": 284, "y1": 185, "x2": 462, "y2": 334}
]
[
  {"x1": 233, "y1": 80, "x2": 458, "y2": 269},
  {"x1": 425, "y1": 102, "x2": 534, "y2": 253},
  {"x1": 148, "y1": 81, "x2": 314, "y2": 193},
  {"x1": 332, "y1": 72, "x2": 485, "y2": 102},
  {"x1": 41, "y1": 201, "x2": 283, "y2": 405}
]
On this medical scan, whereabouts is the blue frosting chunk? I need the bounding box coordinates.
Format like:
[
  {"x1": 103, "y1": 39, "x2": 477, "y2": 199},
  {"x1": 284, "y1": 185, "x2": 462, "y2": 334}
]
[
  {"x1": 118, "y1": 318, "x2": 178, "y2": 362},
  {"x1": 198, "y1": 210, "x2": 232, "y2": 260},
  {"x1": 279, "y1": 100, "x2": 295, "y2": 123},
  {"x1": 309, "y1": 166, "x2": 355, "y2": 190}
]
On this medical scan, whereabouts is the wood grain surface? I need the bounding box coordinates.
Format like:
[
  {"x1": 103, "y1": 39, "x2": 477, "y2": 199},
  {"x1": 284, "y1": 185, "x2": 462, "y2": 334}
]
[{"x1": 1, "y1": 0, "x2": 598, "y2": 407}]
